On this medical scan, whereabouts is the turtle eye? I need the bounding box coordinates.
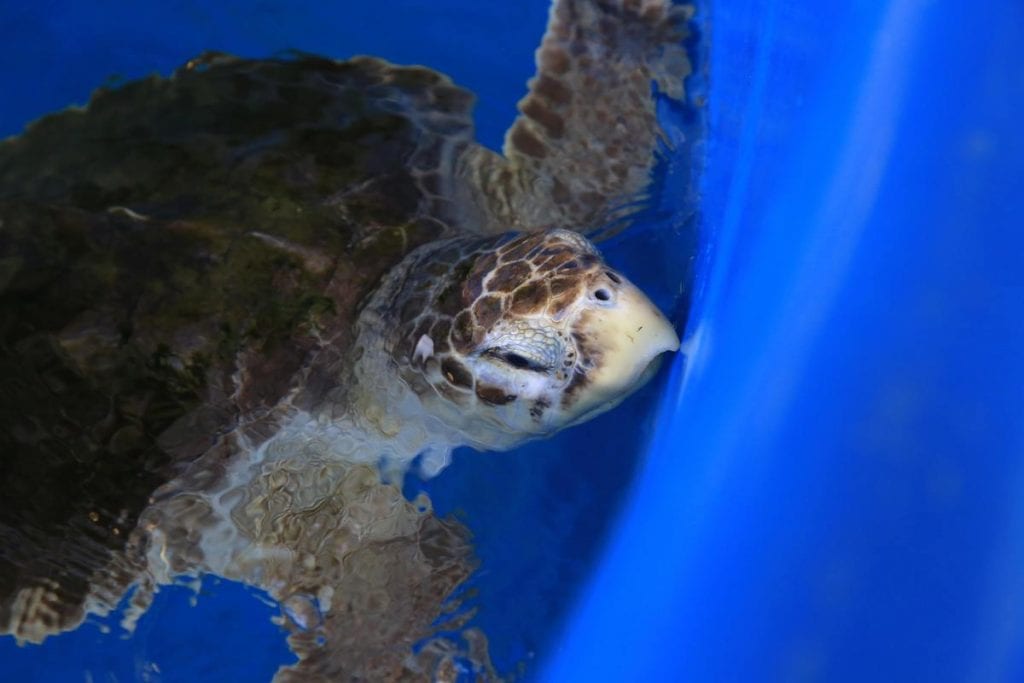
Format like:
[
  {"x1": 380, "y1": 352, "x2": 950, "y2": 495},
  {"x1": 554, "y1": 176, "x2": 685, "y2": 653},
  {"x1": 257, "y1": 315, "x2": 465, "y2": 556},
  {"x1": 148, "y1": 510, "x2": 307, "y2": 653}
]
[
  {"x1": 489, "y1": 349, "x2": 549, "y2": 373},
  {"x1": 503, "y1": 352, "x2": 534, "y2": 370}
]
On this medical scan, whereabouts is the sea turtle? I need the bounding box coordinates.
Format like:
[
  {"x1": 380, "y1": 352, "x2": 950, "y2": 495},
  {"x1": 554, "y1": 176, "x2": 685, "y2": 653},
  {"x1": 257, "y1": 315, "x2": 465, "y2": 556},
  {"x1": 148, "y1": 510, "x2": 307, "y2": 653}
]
[{"x1": 0, "y1": 0, "x2": 691, "y2": 678}]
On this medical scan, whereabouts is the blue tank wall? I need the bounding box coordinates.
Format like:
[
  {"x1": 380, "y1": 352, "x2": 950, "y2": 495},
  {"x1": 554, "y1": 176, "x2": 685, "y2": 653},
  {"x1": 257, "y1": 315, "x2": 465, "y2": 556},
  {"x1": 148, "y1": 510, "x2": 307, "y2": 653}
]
[{"x1": 544, "y1": 1, "x2": 1024, "y2": 680}]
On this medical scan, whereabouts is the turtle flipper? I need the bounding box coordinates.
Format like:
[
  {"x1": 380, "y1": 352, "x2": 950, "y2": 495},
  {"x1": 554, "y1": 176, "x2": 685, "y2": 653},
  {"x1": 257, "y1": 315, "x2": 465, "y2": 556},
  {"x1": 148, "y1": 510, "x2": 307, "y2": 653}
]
[{"x1": 456, "y1": 0, "x2": 692, "y2": 235}]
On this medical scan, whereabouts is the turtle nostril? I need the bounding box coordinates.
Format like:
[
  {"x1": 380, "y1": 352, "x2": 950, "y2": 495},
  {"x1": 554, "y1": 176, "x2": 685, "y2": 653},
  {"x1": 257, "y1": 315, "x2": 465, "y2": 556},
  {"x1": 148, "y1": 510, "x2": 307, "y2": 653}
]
[
  {"x1": 605, "y1": 270, "x2": 622, "y2": 284},
  {"x1": 593, "y1": 288, "x2": 611, "y2": 302}
]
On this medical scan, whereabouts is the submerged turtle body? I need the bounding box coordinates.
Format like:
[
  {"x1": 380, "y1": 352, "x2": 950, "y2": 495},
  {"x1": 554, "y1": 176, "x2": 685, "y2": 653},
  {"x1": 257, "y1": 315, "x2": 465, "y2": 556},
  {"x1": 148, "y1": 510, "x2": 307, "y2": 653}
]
[
  {"x1": 0, "y1": 0, "x2": 692, "y2": 677},
  {"x1": 0, "y1": 55, "x2": 469, "y2": 641}
]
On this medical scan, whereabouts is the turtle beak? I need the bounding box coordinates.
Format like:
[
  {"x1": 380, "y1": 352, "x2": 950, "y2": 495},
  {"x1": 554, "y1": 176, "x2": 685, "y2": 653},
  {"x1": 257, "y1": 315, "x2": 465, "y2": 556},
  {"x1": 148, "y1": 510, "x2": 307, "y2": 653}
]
[{"x1": 566, "y1": 277, "x2": 680, "y2": 426}]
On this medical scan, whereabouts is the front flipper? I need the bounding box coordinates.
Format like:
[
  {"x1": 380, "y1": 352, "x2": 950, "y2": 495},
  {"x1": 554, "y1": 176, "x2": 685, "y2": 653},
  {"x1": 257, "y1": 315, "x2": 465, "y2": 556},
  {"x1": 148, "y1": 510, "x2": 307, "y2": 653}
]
[{"x1": 456, "y1": 0, "x2": 692, "y2": 235}]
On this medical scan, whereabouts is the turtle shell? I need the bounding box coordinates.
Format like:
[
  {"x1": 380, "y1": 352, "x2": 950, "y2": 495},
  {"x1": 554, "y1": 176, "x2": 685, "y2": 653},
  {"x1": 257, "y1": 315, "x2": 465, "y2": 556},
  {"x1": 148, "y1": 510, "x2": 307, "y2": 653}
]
[{"x1": 0, "y1": 52, "x2": 476, "y2": 637}]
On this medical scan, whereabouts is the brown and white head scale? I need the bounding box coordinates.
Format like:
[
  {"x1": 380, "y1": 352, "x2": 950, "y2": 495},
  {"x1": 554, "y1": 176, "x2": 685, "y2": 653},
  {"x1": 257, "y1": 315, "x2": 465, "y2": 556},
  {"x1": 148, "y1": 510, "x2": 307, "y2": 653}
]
[{"x1": 353, "y1": 228, "x2": 679, "y2": 457}]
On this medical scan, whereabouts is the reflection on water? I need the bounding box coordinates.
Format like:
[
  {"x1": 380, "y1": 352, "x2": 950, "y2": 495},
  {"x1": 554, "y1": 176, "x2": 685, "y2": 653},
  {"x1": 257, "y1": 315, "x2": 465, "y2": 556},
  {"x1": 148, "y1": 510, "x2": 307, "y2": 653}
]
[{"x1": 0, "y1": 0, "x2": 699, "y2": 680}]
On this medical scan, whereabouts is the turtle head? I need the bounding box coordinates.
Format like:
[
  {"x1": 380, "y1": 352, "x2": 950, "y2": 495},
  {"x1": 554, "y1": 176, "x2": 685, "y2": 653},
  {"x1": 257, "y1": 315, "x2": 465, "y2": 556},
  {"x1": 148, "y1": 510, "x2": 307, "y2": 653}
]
[{"x1": 379, "y1": 229, "x2": 679, "y2": 451}]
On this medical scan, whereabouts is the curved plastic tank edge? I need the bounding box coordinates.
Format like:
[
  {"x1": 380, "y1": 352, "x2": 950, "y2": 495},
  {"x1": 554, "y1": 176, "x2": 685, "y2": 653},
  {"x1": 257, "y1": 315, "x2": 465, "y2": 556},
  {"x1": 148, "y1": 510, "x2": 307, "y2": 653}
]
[{"x1": 543, "y1": 1, "x2": 1024, "y2": 680}]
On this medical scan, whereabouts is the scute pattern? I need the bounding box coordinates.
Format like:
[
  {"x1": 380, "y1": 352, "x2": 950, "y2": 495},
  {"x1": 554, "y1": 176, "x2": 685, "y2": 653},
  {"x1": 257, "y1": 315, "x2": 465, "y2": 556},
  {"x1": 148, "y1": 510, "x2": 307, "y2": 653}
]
[{"x1": 379, "y1": 229, "x2": 611, "y2": 416}]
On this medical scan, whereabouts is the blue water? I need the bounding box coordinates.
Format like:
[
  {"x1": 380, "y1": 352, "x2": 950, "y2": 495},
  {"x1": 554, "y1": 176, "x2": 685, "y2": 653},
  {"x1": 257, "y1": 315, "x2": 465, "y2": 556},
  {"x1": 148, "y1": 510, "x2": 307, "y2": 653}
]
[
  {"x1": 6, "y1": 1, "x2": 1022, "y2": 681},
  {"x1": 0, "y1": 2, "x2": 550, "y2": 150},
  {"x1": 0, "y1": 1, "x2": 698, "y2": 680},
  {"x1": 2, "y1": 581, "x2": 294, "y2": 682}
]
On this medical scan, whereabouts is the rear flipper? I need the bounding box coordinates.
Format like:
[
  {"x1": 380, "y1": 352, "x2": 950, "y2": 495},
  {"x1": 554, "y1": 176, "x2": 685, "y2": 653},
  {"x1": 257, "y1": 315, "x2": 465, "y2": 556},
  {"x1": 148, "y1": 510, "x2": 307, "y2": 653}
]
[{"x1": 456, "y1": 0, "x2": 693, "y2": 235}]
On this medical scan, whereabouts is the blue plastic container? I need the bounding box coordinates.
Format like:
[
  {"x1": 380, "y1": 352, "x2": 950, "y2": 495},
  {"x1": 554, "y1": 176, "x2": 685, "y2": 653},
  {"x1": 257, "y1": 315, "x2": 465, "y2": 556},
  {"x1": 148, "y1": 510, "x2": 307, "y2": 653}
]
[
  {"x1": 2, "y1": 1, "x2": 1022, "y2": 681},
  {"x1": 546, "y1": 1, "x2": 1024, "y2": 680}
]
